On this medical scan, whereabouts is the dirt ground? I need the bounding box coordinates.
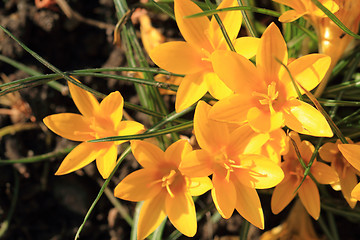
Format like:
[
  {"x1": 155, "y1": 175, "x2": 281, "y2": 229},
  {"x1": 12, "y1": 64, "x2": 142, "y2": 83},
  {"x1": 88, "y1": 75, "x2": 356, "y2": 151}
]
[{"x1": 1, "y1": 0, "x2": 360, "y2": 240}]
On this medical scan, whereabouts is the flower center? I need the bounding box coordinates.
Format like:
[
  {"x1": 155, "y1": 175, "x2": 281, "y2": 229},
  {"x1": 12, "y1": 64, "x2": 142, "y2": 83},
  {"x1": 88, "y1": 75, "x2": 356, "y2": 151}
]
[
  {"x1": 252, "y1": 81, "x2": 279, "y2": 113},
  {"x1": 161, "y1": 169, "x2": 183, "y2": 198},
  {"x1": 214, "y1": 152, "x2": 242, "y2": 182}
]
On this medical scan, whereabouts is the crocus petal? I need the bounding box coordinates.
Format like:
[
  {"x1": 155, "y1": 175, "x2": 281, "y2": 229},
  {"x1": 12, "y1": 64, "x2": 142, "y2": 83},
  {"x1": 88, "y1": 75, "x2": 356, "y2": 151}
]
[
  {"x1": 55, "y1": 142, "x2": 103, "y2": 175},
  {"x1": 137, "y1": 192, "x2": 167, "y2": 240},
  {"x1": 114, "y1": 168, "x2": 162, "y2": 202},
  {"x1": 130, "y1": 140, "x2": 165, "y2": 169},
  {"x1": 175, "y1": 72, "x2": 208, "y2": 112},
  {"x1": 117, "y1": 121, "x2": 145, "y2": 141},
  {"x1": 164, "y1": 139, "x2": 192, "y2": 167},
  {"x1": 180, "y1": 149, "x2": 213, "y2": 177},
  {"x1": 312, "y1": 0, "x2": 339, "y2": 17},
  {"x1": 247, "y1": 107, "x2": 284, "y2": 133},
  {"x1": 211, "y1": 50, "x2": 260, "y2": 93},
  {"x1": 311, "y1": 162, "x2": 339, "y2": 185},
  {"x1": 188, "y1": 177, "x2": 213, "y2": 196},
  {"x1": 282, "y1": 54, "x2": 331, "y2": 98},
  {"x1": 298, "y1": 179, "x2": 320, "y2": 220},
  {"x1": 209, "y1": 0, "x2": 242, "y2": 49},
  {"x1": 166, "y1": 192, "x2": 197, "y2": 237},
  {"x1": 340, "y1": 169, "x2": 358, "y2": 208},
  {"x1": 233, "y1": 37, "x2": 260, "y2": 59},
  {"x1": 174, "y1": 0, "x2": 212, "y2": 51},
  {"x1": 279, "y1": 10, "x2": 305, "y2": 22},
  {"x1": 256, "y1": 23, "x2": 288, "y2": 80},
  {"x1": 209, "y1": 94, "x2": 251, "y2": 124},
  {"x1": 43, "y1": 113, "x2": 94, "y2": 141},
  {"x1": 227, "y1": 124, "x2": 270, "y2": 156},
  {"x1": 271, "y1": 176, "x2": 298, "y2": 214},
  {"x1": 211, "y1": 174, "x2": 236, "y2": 219},
  {"x1": 319, "y1": 142, "x2": 338, "y2": 162},
  {"x1": 235, "y1": 154, "x2": 284, "y2": 189},
  {"x1": 351, "y1": 183, "x2": 360, "y2": 201},
  {"x1": 68, "y1": 80, "x2": 99, "y2": 118},
  {"x1": 150, "y1": 41, "x2": 206, "y2": 74},
  {"x1": 205, "y1": 72, "x2": 233, "y2": 100},
  {"x1": 284, "y1": 99, "x2": 333, "y2": 137},
  {"x1": 338, "y1": 144, "x2": 360, "y2": 171},
  {"x1": 98, "y1": 91, "x2": 123, "y2": 128},
  {"x1": 194, "y1": 101, "x2": 229, "y2": 152},
  {"x1": 235, "y1": 183, "x2": 264, "y2": 229},
  {"x1": 96, "y1": 143, "x2": 117, "y2": 179}
]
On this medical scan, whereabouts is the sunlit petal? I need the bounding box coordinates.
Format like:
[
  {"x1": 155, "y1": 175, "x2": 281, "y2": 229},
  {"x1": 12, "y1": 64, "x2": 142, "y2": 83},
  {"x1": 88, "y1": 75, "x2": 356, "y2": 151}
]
[
  {"x1": 247, "y1": 107, "x2": 284, "y2": 133},
  {"x1": 211, "y1": 174, "x2": 236, "y2": 219},
  {"x1": 205, "y1": 72, "x2": 233, "y2": 100},
  {"x1": 114, "y1": 168, "x2": 162, "y2": 201},
  {"x1": 271, "y1": 176, "x2": 298, "y2": 214},
  {"x1": 211, "y1": 50, "x2": 260, "y2": 93},
  {"x1": 194, "y1": 101, "x2": 229, "y2": 152},
  {"x1": 338, "y1": 144, "x2": 360, "y2": 171},
  {"x1": 174, "y1": 0, "x2": 212, "y2": 51},
  {"x1": 235, "y1": 183, "x2": 264, "y2": 229},
  {"x1": 96, "y1": 143, "x2": 117, "y2": 179},
  {"x1": 55, "y1": 142, "x2": 104, "y2": 175},
  {"x1": 98, "y1": 91, "x2": 124, "y2": 128},
  {"x1": 209, "y1": 94, "x2": 251, "y2": 124},
  {"x1": 150, "y1": 41, "x2": 205, "y2": 74},
  {"x1": 340, "y1": 169, "x2": 358, "y2": 208},
  {"x1": 180, "y1": 149, "x2": 213, "y2": 177},
  {"x1": 137, "y1": 192, "x2": 167, "y2": 240},
  {"x1": 227, "y1": 124, "x2": 270, "y2": 156},
  {"x1": 43, "y1": 113, "x2": 94, "y2": 141},
  {"x1": 175, "y1": 72, "x2": 208, "y2": 112},
  {"x1": 117, "y1": 121, "x2": 145, "y2": 139},
  {"x1": 209, "y1": 0, "x2": 242, "y2": 49},
  {"x1": 130, "y1": 140, "x2": 165, "y2": 169},
  {"x1": 284, "y1": 99, "x2": 333, "y2": 137},
  {"x1": 68, "y1": 79, "x2": 99, "y2": 118},
  {"x1": 298, "y1": 180, "x2": 320, "y2": 220},
  {"x1": 256, "y1": 23, "x2": 288, "y2": 80},
  {"x1": 236, "y1": 155, "x2": 284, "y2": 189},
  {"x1": 282, "y1": 54, "x2": 331, "y2": 98},
  {"x1": 164, "y1": 139, "x2": 192, "y2": 167},
  {"x1": 166, "y1": 192, "x2": 197, "y2": 237},
  {"x1": 188, "y1": 177, "x2": 213, "y2": 196},
  {"x1": 233, "y1": 37, "x2": 260, "y2": 59},
  {"x1": 279, "y1": 10, "x2": 305, "y2": 23}
]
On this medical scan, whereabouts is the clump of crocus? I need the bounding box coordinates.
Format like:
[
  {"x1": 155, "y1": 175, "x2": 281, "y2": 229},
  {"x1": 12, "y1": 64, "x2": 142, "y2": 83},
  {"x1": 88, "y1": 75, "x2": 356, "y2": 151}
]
[
  {"x1": 209, "y1": 23, "x2": 333, "y2": 137},
  {"x1": 43, "y1": 79, "x2": 145, "y2": 178},
  {"x1": 181, "y1": 101, "x2": 284, "y2": 229},
  {"x1": 338, "y1": 143, "x2": 360, "y2": 201},
  {"x1": 114, "y1": 140, "x2": 212, "y2": 239},
  {"x1": 150, "y1": 0, "x2": 259, "y2": 112},
  {"x1": 271, "y1": 132, "x2": 339, "y2": 219},
  {"x1": 319, "y1": 139, "x2": 359, "y2": 208}
]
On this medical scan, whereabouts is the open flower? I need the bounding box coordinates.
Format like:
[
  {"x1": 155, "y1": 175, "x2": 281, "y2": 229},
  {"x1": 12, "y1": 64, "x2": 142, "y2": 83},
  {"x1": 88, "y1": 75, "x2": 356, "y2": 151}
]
[
  {"x1": 338, "y1": 143, "x2": 360, "y2": 201},
  {"x1": 181, "y1": 101, "x2": 284, "y2": 229},
  {"x1": 209, "y1": 23, "x2": 333, "y2": 137},
  {"x1": 150, "y1": 0, "x2": 259, "y2": 112},
  {"x1": 114, "y1": 140, "x2": 212, "y2": 239},
  {"x1": 43, "y1": 80, "x2": 145, "y2": 178},
  {"x1": 271, "y1": 132, "x2": 339, "y2": 219},
  {"x1": 319, "y1": 139, "x2": 359, "y2": 208},
  {"x1": 273, "y1": 0, "x2": 339, "y2": 23}
]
